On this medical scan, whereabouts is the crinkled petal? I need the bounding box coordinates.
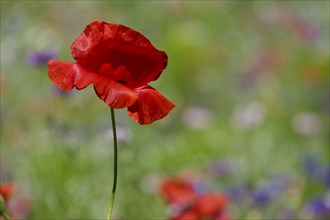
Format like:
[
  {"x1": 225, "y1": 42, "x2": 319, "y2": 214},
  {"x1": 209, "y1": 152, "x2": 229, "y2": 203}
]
[
  {"x1": 71, "y1": 21, "x2": 153, "y2": 62},
  {"x1": 93, "y1": 80, "x2": 137, "y2": 109},
  {"x1": 128, "y1": 85, "x2": 175, "y2": 125},
  {"x1": 71, "y1": 21, "x2": 168, "y2": 87},
  {"x1": 48, "y1": 60, "x2": 137, "y2": 108},
  {"x1": 48, "y1": 60, "x2": 97, "y2": 91},
  {"x1": 71, "y1": 21, "x2": 154, "y2": 64}
]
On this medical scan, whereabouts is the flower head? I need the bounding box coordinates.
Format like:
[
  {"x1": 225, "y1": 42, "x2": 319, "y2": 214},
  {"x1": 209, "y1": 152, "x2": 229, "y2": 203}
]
[
  {"x1": 302, "y1": 154, "x2": 323, "y2": 181},
  {"x1": 160, "y1": 178, "x2": 196, "y2": 205},
  {"x1": 160, "y1": 177, "x2": 232, "y2": 220},
  {"x1": 0, "y1": 183, "x2": 15, "y2": 204},
  {"x1": 194, "y1": 193, "x2": 229, "y2": 216},
  {"x1": 48, "y1": 21, "x2": 174, "y2": 124},
  {"x1": 209, "y1": 159, "x2": 234, "y2": 178},
  {"x1": 253, "y1": 186, "x2": 273, "y2": 205},
  {"x1": 304, "y1": 196, "x2": 330, "y2": 218},
  {"x1": 323, "y1": 167, "x2": 330, "y2": 187}
]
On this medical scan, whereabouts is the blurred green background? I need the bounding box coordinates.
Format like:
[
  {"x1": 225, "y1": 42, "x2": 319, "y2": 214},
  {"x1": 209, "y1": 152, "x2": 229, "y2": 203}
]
[{"x1": 0, "y1": 1, "x2": 329, "y2": 219}]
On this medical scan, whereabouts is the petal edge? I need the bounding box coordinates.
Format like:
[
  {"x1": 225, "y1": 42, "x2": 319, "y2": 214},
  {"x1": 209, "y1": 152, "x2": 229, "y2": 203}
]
[
  {"x1": 48, "y1": 60, "x2": 138, "y2": 108},
  {"x1": 128, "y1": 85, "x2": 175, "y2": 125},
  {"x1": 48, "y1": 60, "x2": 96, "y2": 91}
]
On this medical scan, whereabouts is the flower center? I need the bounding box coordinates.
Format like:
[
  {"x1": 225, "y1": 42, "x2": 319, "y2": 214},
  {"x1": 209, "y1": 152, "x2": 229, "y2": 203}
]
[
  {"x1": 99, "y1": 63, "x2": 131, "y2": 86},
  {"x1": 116, "y1": 80, "x2": 127, "y2": 85}
]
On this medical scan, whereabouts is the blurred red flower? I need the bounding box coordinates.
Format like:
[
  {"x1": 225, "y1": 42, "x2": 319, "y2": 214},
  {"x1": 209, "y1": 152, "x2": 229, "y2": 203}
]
[
  {"x1": 160, "y1": 177, "x2": 233, "y2": 220},
  {"x1": 194, "y1": 193, "x2": 228, "y2": 216},
  {"x1": 48, "y1": 21, "x2": 174, "y2": 124},
  {"x1": 161, "y1": 178, "x2": 196, "y2": 205},
  {"x1": 0, "y1": 183, "x2": 15, "y2": 204}
]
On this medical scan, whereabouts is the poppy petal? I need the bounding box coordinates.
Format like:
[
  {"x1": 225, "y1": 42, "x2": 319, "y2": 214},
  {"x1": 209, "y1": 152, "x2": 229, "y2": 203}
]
[
  {"x1": 128, "y1": 85, "x2": 175, "y2": 125},
  {"x1": 71, "y1": 21, "x2": 154, "y2": 63},
  {"x1": 93, "y1": 80, "x2": 137, "y2": 109},
  {"x1": 194, "y1": 193, "x2": 229, "y2": 216},
  {"x1": 71, "y1": 21, "x2": 168, "y2": 87},
  {"x1": 48, "y1": 60, "x2": 137, "y2": 108},
  {"x1": 48, "y1": 60, "x2": 98, "y2": 91},
  {"x1": 0, "y1": 183, "x2": 15, "y2": 204},
  {"x1": 160, "y1": 178, "x2": 195, "y2": 205}
]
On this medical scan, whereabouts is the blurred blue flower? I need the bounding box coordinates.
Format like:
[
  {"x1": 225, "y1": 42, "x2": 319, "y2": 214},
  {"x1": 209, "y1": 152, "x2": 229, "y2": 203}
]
[
  {"x1": 191, "y1": 179, "x2": 208, "y2": 195},
  {"x1": 27, "y1": 49, "x2": 57, "y2": 67},
  {"x1": 304, "y1": 196, "x2": 330, "y2": 218},
  {"x1": 226, "y1": 184, "x2": 249, "y2": 203},
  {"x1": 323, "y1": 167, "x2": 330, "y2": 188},
  {"x1": 209, "y1": 159, "x2": 233, "y2": 178},
  {"x1": 253, "y1": 185, "x2": 273, "y2": 205},
  {"x1": 267, "y1": 175, "x2": 291, "y2": 195},
  {"x1": 51, "y1": 85, "x2": 71, "y2": 97},
  {"x1": 302, "y1": 154, "x2": 322, "y2": 180},
  {"x1": 253, "y1": 176, "x2": 289, "y2": 206}
]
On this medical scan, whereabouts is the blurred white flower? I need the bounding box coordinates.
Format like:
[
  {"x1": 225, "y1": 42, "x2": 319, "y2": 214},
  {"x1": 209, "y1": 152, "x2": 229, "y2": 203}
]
[
  {"x1": 105, "y1": 124, "x2": 132, "y2": 143},
  {"x1": 182, "y1": 106, "x2": 214, "y2": 129},
  {"x1": 292, "y1": 113, "x2": 320, "y2": 137},
  {"x1": 231, "y1": 102, "x2": 265, "y2": 131}
]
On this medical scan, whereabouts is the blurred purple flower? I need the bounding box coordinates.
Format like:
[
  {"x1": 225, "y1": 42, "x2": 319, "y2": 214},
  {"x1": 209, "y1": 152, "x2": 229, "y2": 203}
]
[
  {"x1": 209, "y1": 159, "x2": 234, "y2": 178},
  {"x1": 226, "y1": 184, "x2": 249, "y2": 203},
  {"x1": 267, "y1": 175, "x2": 291, "y2": 194},
  {"x1": 323, "y1": 167, "x2": 330, "y2": 188},
  {"x1": 253, "y1": 185, "x2": 273, "y2": 205},
  {"x1": 304, "y1": 196, "x2": 330, "y2": 218},
  {"x1": 51, "y1": 85, "x2": 71, "y2": 97},
  {"x1": 302, "y1": 154, "x2": 322, "y2": 180},
  {"x1": 27, "y1": 49, "x2": 57, "y2": 67},
  {"x1": 191, "y1": 179, "x2": 208, "y2": 195},
  {"x1": 253, "y1": 176, "x2": 290, "y2": 206}
]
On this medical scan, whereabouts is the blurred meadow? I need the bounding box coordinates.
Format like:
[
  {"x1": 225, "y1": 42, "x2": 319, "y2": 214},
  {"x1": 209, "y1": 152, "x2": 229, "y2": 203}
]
[{"x1": 0, "y1": 1, "x2": 329, "y2": 219}]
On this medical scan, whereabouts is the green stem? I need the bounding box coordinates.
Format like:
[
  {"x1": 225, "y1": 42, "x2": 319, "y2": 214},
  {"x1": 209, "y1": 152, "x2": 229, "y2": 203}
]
[
  {"x1": 1, "y1": 211, "x2": 11, "y2": 220},
  {"x1": 107, "y1": 108, "x2": 118, "y2": 220},
  {"x1": 0, "y1": 196, "x2": 12, "y2": 220}
]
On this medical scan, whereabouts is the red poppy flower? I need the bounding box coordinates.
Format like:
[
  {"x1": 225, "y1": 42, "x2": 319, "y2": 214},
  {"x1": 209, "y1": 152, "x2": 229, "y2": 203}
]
[
  {"x1": 194, "y1": 193, "x2": 229, "y2": 216},
  {"x1": 160, "y1": 178, "x2": 196, "y2": 205},
  {"x1": 168, "y1": 193, "x2": 230, "y2": 220},
  {"x1": 0, "y1": 182, "x2": 15, "y2": 204},
  {"x1": 48, "y1": 21, "x2": 174, "y2": 124}
]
